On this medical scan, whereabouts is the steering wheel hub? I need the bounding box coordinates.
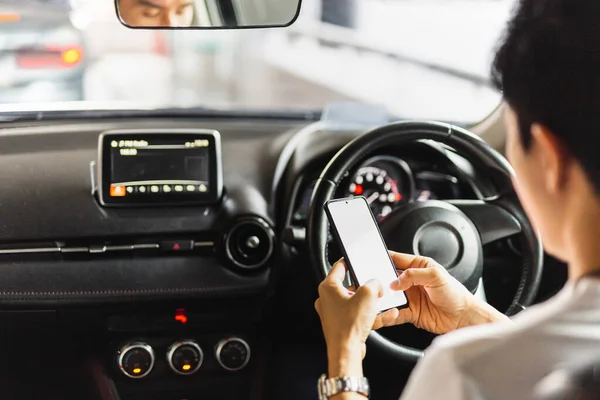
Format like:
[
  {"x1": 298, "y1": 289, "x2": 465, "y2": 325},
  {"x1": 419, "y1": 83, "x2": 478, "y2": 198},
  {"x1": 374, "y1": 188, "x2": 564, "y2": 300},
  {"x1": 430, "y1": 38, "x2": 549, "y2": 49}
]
[
  {"x1": 380, "y1": 200, "x2": 483, "y2": 292},
  {"x1": 415, "y1": 222, "x2": 461, "y2": 267}
]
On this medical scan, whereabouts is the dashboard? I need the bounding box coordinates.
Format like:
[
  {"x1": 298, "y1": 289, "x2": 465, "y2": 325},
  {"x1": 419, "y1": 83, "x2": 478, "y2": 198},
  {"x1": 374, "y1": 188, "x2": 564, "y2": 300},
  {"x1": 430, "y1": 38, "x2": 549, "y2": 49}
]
[
  {"x1": 288, "y1": 139, "x2": 482, "y2": 233},
  {"x1": 293, "y1": 154, "x2": 469, "y2": 223},
  {"x1": 0, "y1": 114, "x2": 566, "y2": 400}
]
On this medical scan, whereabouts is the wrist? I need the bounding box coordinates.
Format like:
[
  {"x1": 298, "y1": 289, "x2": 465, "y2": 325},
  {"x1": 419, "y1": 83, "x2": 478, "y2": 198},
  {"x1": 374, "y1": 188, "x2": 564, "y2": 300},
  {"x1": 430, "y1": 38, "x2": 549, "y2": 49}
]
[
  {"x1": 327, "y1": 341, "x2": 364, "y2": 377},
  {"x1": 458, "y1": 299, "x2": 510, "y2": 329}
]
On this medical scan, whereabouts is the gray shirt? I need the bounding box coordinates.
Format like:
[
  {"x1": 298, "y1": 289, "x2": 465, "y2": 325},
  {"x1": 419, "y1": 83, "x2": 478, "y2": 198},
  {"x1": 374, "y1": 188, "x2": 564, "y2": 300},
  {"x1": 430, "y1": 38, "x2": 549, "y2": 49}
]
[{"x1": 401, "y1": 277, "x2": 600, "y2": 400}]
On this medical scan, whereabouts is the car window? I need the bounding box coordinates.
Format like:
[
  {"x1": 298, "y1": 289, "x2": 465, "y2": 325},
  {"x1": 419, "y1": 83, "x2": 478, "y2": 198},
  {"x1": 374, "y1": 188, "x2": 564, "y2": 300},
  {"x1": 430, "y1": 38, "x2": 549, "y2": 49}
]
[{"x1": 0, "y1": 0, "x2": 514, "y2": 123}]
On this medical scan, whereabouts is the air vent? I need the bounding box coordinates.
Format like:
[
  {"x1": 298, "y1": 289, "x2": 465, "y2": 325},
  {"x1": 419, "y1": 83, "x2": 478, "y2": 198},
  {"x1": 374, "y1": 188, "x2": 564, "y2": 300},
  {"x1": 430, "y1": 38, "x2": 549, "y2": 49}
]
[{"x1": 224, "y1": 217, "x2": 274, "y2": 270}]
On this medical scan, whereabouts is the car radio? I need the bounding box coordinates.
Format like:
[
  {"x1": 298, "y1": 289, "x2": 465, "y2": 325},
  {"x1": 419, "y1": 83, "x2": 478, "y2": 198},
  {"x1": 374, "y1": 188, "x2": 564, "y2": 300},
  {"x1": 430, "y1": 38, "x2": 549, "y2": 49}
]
[{"x1": 97, "y1": 129, "x2": 223, "y2": 207}]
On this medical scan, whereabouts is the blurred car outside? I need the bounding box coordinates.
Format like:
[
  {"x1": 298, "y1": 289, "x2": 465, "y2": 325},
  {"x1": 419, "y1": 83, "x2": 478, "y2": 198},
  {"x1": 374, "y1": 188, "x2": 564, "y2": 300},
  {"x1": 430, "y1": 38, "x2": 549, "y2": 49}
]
[{"x1": 0, "y1": 0, "x2": 86, "y2": 103}]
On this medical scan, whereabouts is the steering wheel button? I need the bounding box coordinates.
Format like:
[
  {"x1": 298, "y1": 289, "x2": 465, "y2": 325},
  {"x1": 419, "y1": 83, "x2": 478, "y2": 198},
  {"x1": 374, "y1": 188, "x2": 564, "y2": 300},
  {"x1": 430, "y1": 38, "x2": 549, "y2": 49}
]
[{"x1": 415, "y1": 222, "x2": 462, "y2": 269}]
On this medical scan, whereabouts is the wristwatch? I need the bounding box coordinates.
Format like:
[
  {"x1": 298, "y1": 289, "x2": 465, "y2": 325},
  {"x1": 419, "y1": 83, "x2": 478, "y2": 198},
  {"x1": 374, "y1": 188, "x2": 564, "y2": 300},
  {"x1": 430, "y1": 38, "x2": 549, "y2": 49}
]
[{"x1": 317, "y1": 374, "x2": 370, "y2": 399}]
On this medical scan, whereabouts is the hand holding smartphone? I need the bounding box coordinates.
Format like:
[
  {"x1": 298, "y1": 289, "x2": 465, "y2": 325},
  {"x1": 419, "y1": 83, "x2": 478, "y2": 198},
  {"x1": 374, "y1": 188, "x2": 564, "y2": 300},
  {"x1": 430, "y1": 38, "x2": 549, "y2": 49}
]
[{"x1": 325, "y1": 196, "x2": 409, "y2": 313}]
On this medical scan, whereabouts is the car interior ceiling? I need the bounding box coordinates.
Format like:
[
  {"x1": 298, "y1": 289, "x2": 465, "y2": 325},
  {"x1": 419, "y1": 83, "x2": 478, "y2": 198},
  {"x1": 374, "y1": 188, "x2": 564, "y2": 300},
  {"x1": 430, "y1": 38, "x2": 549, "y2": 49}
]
[{"x1": 0, "y1": 1, "x2": 570, "y2": 400}]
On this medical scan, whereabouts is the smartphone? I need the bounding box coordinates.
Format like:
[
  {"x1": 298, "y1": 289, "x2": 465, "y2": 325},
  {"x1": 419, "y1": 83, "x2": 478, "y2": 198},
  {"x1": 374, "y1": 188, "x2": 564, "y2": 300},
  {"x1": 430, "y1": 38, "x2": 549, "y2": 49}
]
[{"x1": 325, "y1": 196, "x2": 409, "y2": 313}]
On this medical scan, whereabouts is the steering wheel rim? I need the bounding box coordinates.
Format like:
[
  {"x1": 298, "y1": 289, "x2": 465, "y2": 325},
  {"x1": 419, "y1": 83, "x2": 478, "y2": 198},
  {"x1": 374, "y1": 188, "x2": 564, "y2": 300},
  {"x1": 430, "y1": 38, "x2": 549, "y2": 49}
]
[{"x1": 307, "y1": 121, "x2": 543, "y2": 361}]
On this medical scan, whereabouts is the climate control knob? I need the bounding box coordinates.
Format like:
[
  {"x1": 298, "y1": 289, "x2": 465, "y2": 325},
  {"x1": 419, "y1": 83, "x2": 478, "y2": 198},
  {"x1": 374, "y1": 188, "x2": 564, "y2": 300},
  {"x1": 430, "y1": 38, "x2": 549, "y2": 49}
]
[
  {"x1": 215, "y1": 337, "x2": 251, "y2": 371},
  {"x1": 167, "y1": 340, "x2": 204, "y2": 375},
  {"x1": 117, "y1": 342, "x2": 155, "y2": 379}
]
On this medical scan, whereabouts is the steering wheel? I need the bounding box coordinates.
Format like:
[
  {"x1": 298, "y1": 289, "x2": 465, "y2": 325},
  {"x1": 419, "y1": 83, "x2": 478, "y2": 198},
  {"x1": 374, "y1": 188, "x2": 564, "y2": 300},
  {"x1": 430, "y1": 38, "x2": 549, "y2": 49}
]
[{"x1": 307, "y1": 121, "x2": 543, "y2": 361}]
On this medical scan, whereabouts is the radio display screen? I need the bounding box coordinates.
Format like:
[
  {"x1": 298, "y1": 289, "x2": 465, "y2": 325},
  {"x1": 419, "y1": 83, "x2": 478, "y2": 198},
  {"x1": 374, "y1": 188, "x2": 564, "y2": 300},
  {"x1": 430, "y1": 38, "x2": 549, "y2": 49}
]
[{"x1": 98, "y1": 130, "x2": 222, "y2": 206}]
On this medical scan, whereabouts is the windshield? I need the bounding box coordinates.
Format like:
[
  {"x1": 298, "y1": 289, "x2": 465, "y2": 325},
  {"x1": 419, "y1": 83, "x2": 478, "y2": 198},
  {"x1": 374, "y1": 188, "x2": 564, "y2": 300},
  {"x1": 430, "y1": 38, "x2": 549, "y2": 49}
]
[{"x1": 0, "y1": 0, "x2": 514, "y2": 123}]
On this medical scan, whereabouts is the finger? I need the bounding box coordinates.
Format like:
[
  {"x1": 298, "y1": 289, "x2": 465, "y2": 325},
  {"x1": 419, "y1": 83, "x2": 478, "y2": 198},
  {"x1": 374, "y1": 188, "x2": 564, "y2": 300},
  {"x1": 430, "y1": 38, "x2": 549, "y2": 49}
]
[
  {"x1": 373, "y1": 308, "x2": 400, "y2": 330},
  {"x1": 325, "y1": 259, "x2": 348, "y2": 284},
  {"x1": 318, "y1": 260, "x2": 351, "y2": 298},
  {"x1": 391, "y1": 267, "x2": 445, "y2": 291},
  {"x1": 394, "y1": 308, "x2": 415, "y2": 326},
  {"x1": 389, "y1": 252, "x2": 438, "y2": 271},
  {"x1": 314, "y1": 299, "x2": 320, "y2": 313},
  {"x1": 354, "y1": 279, "x2": 384, "y2": 302}
]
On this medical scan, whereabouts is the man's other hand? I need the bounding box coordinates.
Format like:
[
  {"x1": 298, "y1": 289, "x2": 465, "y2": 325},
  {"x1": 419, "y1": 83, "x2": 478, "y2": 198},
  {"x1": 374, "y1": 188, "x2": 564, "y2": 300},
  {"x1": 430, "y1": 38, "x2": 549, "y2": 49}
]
[
  {"x1": 375, "y1": 252, "x2": 509, "y2": 335},
  {"x1": 314, "y1": 260, "x2": 389, "y2": 377}
]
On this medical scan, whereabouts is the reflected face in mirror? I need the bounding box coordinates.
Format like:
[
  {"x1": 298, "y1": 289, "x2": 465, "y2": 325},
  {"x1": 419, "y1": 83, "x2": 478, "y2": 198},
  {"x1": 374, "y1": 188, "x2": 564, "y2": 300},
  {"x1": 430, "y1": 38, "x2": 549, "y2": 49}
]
[{"x1": 118, "y1": 0, "x2": 195, "y2": 27}]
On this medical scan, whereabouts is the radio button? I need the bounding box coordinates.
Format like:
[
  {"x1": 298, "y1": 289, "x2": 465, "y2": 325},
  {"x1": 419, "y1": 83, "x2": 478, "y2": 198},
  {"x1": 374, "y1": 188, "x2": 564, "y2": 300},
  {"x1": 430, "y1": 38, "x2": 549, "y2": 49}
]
[{"x1": 110, "y1": 185, "x2": 126, "y2": 197}]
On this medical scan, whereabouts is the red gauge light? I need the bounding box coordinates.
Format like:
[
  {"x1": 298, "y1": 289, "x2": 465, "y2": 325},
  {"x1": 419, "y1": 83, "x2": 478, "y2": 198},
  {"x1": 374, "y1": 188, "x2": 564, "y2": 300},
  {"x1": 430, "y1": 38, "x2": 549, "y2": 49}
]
[
  {"x1": 354, "y1": 185, "x2": 363, "y2": 195},
  {"x1": 389, "y1": 180, "x2": 402, "y2": 202}
]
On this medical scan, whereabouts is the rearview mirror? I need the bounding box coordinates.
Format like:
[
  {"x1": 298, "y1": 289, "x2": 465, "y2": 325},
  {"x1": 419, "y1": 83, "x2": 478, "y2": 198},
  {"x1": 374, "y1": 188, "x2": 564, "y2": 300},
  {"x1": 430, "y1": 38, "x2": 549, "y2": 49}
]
[{"x1": 114, "y1": 0, "x2": 302, "y2": 28}]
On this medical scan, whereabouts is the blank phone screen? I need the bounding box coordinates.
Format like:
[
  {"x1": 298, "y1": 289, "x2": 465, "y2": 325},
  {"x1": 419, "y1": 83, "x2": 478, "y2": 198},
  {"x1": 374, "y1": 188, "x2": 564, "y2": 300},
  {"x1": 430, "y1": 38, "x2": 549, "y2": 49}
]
[{"x1": 327, "y1": 197, "x2": 408, "y2": 312}]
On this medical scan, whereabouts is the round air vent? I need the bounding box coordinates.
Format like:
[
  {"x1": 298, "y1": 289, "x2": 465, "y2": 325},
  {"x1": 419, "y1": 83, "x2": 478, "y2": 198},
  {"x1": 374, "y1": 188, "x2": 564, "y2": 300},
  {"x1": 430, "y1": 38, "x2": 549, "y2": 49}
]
[{"x1": 225, "y1": 217, "x2": 274, "y2": 270}]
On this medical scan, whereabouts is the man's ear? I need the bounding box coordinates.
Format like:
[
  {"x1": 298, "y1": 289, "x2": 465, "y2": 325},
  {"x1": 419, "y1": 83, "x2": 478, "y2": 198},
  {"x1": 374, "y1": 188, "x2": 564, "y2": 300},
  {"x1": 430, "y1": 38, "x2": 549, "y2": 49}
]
[{"x1": 530, "y1": 123, "x2": 571, "y2": 193}]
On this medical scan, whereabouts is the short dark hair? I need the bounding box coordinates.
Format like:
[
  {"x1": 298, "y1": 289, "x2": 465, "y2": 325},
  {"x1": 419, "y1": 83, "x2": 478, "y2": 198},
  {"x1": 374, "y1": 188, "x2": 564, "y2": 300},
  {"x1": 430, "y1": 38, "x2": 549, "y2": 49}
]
[{"x1": 491, "y1": 0, "x2": 600, "y2": 192}]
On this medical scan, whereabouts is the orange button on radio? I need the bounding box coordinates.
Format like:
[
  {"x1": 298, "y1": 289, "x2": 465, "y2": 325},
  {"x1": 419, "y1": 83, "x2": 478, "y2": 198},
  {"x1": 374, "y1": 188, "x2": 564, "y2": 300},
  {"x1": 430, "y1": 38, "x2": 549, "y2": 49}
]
[{"x1": 110, "y1": 185, "x2": 126, "y2": 197}]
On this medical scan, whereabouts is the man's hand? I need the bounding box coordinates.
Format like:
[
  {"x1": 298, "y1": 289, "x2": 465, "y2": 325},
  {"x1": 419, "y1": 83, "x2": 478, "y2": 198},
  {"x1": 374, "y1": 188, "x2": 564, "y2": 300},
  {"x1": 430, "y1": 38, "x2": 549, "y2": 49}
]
[
  {"x1": 314, "y1": 260, "x2": 397, "y2": 377},
  {"x1": 375, "y1": 252, "x2": 509, "y2": 334},
  {"x1": 315, "y1": 252, "x2": 509, "y2": 378}
]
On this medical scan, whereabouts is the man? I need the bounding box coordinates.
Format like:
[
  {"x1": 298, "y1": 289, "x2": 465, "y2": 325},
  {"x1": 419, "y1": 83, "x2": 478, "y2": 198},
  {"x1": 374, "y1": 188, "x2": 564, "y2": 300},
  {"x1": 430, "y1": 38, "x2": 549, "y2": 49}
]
[
  {"x1": 118, "y1": 0, "x2": 195, "y2": 27},
  {"x1": 315, "y1": 0, "x2": 600, "y2": 399}
]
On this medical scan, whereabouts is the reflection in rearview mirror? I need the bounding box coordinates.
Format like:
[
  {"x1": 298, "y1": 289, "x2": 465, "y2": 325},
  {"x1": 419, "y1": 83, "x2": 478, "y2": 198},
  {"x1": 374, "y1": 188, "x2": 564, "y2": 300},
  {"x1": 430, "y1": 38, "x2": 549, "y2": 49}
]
[{"x1": 115, "y1": 0, "x2": 302, "y2": 28}]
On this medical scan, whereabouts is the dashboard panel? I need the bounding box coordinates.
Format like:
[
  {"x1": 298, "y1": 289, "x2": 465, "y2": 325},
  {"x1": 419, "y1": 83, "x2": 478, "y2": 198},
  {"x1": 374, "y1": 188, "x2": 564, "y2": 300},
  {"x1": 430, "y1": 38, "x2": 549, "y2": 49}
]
[{"x1": 0, "y1": 118, "x2": 305, "y2": 305}]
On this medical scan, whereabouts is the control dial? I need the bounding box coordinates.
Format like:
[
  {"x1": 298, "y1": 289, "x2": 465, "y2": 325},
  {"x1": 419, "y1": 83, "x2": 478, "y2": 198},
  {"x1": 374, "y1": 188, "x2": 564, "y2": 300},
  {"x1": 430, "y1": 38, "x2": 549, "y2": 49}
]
[
  {"x1": 167, "y1": 340, "x2": 204, "y2": 375},
  {"x1": 117, "y1": 342, "x2": 155, "y2": 379},
  {"x1": 215, "y1": 337, "x2": 251, "y2": 371}
]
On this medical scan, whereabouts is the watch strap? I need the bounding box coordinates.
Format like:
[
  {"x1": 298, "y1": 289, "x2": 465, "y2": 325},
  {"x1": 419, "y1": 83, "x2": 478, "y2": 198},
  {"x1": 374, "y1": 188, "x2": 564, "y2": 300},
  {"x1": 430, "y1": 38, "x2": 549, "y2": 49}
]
[{"x1": 318, "y1": 374, "x2": 370, "y2": 399}]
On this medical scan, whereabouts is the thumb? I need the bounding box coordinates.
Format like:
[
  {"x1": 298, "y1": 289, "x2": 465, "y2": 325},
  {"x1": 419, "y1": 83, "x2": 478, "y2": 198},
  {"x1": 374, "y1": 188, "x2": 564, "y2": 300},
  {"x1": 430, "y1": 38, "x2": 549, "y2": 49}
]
[{"x1": 355, "y1": 279, "x2": 384, "y2": 301}]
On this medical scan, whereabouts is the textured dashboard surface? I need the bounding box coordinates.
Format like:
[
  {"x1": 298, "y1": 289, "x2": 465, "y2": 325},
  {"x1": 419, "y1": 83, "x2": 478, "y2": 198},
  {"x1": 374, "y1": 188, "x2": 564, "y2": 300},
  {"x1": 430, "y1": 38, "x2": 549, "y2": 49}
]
[
  {"x1": 0, "y1": 119, "x2": 302, "y2": 242},
  {"x1": 0, "y1": 117, "x2": 306, "y2": 305}
]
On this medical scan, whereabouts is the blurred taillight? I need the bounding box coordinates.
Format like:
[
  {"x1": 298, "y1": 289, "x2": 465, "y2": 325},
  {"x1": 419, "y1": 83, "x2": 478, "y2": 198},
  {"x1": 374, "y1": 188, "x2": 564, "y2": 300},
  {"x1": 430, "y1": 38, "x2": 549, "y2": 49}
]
[
  {"x1": 0, "y1": 13, "x2": 20, "y2": 23},
  {"x1": 61, "y1": 48, "x2": 82, "y2": 66},
  {"x1": 16, "y1": 46, "x2": 83, "y2": 69}
]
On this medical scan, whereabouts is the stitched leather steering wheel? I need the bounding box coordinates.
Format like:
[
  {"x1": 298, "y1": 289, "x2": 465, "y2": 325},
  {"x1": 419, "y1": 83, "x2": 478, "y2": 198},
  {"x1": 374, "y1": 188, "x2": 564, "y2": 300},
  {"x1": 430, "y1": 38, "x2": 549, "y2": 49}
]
[{"x1": 307, "y1": 121, "x2": 543, "y2": 361}]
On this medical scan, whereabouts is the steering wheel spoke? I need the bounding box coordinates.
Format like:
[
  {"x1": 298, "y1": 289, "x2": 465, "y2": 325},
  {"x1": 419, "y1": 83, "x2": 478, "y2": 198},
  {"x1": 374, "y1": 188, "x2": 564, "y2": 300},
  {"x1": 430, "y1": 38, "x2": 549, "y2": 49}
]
[{"x1": 447, "y1": 199, "x2": 522, "y2": 245}]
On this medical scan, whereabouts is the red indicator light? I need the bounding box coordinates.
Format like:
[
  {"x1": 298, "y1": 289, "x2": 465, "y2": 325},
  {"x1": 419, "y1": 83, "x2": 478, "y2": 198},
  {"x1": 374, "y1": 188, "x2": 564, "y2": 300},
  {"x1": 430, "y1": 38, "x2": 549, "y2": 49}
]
[
  {"x1": 354, "y1": 185, "x2": 363, "y2": 195},
  {"x1": 175, "y1": 308, "x2": 187, "y2": 324},
  {"x1": 172, "y1": 243, "x2": 181, "y2": 251},
  {"x1": 396, "y1": 193, "x2": 402, "y2": 201}
]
